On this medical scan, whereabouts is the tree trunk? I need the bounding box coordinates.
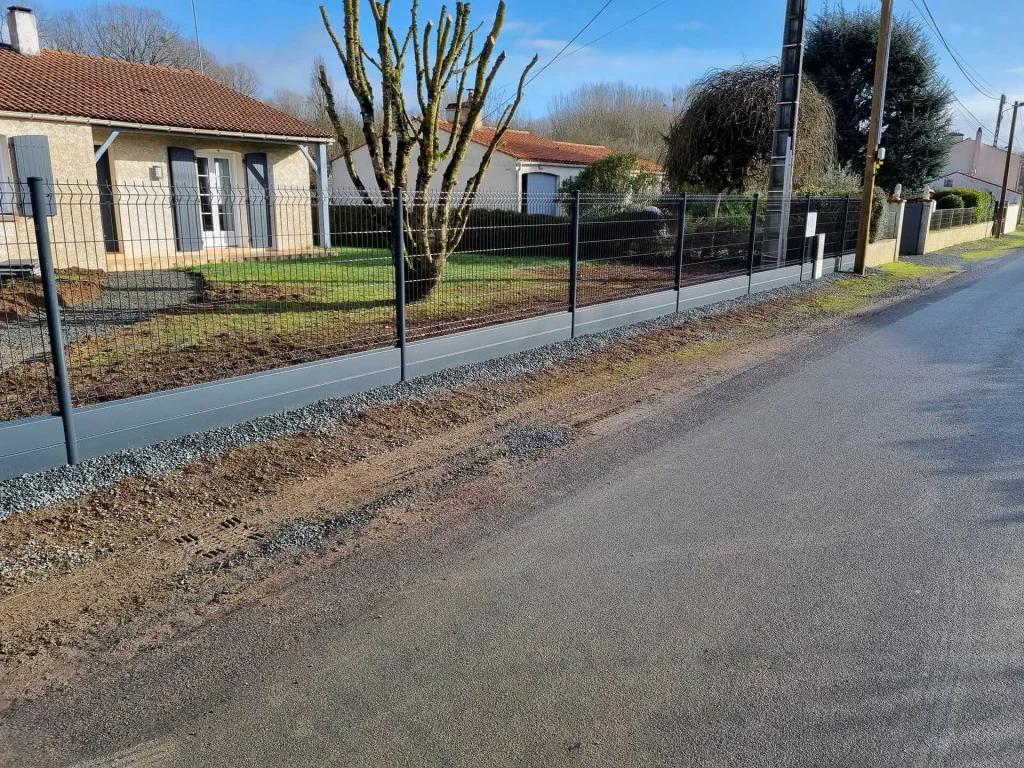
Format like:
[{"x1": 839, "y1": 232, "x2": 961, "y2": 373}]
[{"x1": 403, "y1": 254, "x2": 444, "y2": 303}]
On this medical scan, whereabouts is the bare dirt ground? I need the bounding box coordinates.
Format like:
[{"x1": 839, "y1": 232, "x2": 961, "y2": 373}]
[{"x1": 0, "y1": 265, "x2": 956, "y2": 714}]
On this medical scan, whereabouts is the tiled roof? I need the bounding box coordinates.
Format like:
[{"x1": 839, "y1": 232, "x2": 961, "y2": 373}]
[
  {"x1": 0, "y1": 47, "x2": 331, "y2": 140},
  {"x1": 438, "y1": 121, "x2": 662, "y2": 170}
]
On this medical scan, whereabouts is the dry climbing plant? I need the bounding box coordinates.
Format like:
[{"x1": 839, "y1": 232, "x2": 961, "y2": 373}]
[
  {"x1": 318, "y1": 0, "x2": 538, "y2": 300},
  {"x1": 665, "y1": 62, "x2": 838, "y2": 193}
]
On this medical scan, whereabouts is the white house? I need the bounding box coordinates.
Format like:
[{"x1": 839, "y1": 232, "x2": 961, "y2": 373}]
[
  {"x1": 927, "y1": 128, "x2": 1023, "y2": 205},
  {"x1": 331, "y1": 102, "x2": 661, "y2": 215}
]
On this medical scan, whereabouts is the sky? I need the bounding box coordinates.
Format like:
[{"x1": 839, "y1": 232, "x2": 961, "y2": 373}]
[{"x1": 31, "y1": 0, "x2": 1024, "y2": 141}]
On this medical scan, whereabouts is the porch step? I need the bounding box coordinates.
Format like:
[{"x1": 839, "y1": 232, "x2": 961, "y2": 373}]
[{"x1": 0, "y1": 259, "x2": 41, "y2": 278}]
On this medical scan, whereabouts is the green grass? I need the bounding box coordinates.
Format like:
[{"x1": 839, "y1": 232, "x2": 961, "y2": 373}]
[
  {"x1": 189, "y1": 248, "x2": 566, "y2": 306},
  {"x1": 804, "y1": 261, "x2": 955, "y2": 313},
  {"x1": 951, "y1": 231, "x2": 1024, "y2": 260}
]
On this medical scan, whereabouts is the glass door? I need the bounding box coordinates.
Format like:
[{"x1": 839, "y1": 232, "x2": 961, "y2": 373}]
[{"x1": 196, "y1": 155, "x2": 240, "y2": 248}]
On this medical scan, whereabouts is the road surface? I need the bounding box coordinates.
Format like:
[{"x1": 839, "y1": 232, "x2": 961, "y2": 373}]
[{"x1": 5, "y1": 254, "x2": 1024, "y2": 766}]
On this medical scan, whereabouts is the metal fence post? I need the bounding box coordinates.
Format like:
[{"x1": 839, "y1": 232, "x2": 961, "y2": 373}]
[
  {"x1": 674, "y1": 192, "x2": 687, "y2": 312},
  {"x1": 393, "y1": 187, "x2": 408, "y2": 382},
  {"x1": 569, "y1": 190, "x2": 580, "y2": 337},
  {"x1": 746, "y1": 193, "x2": 760, "y2": 294},
  {"x1": 839, "y1": 194, "x2": 852, "y2": 271},
  {"x1": 28, "y1": 176, "x2": 79, "y2": 465}
]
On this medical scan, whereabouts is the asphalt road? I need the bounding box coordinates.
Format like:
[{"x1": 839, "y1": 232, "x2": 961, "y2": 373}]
[{"x1": 6, "y1": 254, "x2": 1024, "y2": 767}]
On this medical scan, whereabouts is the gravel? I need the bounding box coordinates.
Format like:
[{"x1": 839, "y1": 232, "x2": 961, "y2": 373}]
[
  {"x1": 0, "y1": 270, "x2": 853, "y2": 520},
  {"x1": 0, "y1": 270, "x2": 201, "y2": 371}
]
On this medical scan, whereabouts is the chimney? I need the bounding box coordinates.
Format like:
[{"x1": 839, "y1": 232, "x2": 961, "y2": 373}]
[
  {"x1": 445, "y1": 90, "x2": 481, "y2": 130},
  {"x1": 970, "y1": 127, "x2": 983, "y2": 174},
  {"x1": 7, "y1": 6, "x2": 39, "y2": 56}
]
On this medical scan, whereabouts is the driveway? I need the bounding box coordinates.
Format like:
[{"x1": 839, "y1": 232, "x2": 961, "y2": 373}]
[
  {"x1": 4, "y1": 254, "x2": 1024, "y2": 766},
  {"x1": 0, "y1": 270, "x2": 201, "y2": 371}
]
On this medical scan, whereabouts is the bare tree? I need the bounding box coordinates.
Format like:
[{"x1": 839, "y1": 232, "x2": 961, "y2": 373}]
[
  {"x1": 38, "y1": 3, "x2": 262, "y2": 97},
  {"x1": 206, "y1": 60, "x2": 262, "y2": 98},
  {"x1": 268, "y1": 60, "x2": 360, "y2": 147},
  {"x1": 536, "y1": 82, "x2": 685, "y2": 163},
  {"x1": 318, "y1": 0, "x2": 537, "y2": 300},
  {"x1": 39, "y1": 4, "x2": 201, "y2": 67}
]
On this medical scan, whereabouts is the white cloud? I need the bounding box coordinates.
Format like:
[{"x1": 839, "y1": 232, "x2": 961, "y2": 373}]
[{"x1": 504, "y1": 19, "x2": 546, "y2": 37}]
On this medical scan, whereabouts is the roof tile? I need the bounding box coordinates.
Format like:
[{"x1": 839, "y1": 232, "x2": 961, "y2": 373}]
[{"x1": 0, "y1": 47, "x2": 331, "y2": 139}]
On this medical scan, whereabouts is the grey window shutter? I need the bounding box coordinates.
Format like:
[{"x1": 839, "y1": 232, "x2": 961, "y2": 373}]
[
  {"x1": 168, "y1": 147, "x2": 202, "y2": 252},
  {"x1": 10, "y1": 135, "x2": 56, "y2": 216},
  {"x1": 0, "y1": 135, "x2": 12, "y2": 215},
  {"x1": 244, "y1": 152, "x2": 273, "y2": 248}
]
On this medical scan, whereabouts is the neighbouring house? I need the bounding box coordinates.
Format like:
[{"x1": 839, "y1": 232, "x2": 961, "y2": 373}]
[
  {"x1": 331, "y1": 97, "x2": 662, "y2": 215},
  {"x1": 0, "y1": 6, "x2": 332, "y2": 271},
  {"x1": 927, "y1": 128, "x2": 1023, "y2": 206}
]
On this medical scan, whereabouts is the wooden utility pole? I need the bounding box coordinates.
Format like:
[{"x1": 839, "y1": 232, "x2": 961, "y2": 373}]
[
  {"x1": 994, "y1": 94, "x2": 1007, "y2": 147},
  {"x1": 854, "y1": 0, "x2": 894, "y2": 276},
  {"x1": 996, "y1": 100, "x2": 1019, "y2": 239}
]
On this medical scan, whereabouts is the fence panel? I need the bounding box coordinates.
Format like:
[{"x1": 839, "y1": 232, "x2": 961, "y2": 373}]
[
  {"x1": 930, "y1": 207, "x2": 978, "y2": 231},
  {"x1": 0, "y1": 185, "x2": 863, "y2": 427},
  {"x1": 0, "y1": 181, "x2": 59, "y2": 421},
  {"x1": 402, "y1": 191, "x2": 571, "y2": 341}
]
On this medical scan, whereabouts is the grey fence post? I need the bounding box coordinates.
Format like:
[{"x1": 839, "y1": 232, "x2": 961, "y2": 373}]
[
  {"x1": 569, "y1": 190, "x2": 580, "y2": 337},
  {"x1": 839, "y1": 194, "x2": 852, "y2": 271},
  {"x1": 674, "y1": 193, "x2": 687, "y2": 311},
  {"x1": 746, "y1": 193, "x2": 760, "y2": 294},
  {"x1": 393, "y1": 187, "x2": 408, "y2": 382},
  {"x1": 28, "y1": 177, "x2": 79, "y2": 465}
]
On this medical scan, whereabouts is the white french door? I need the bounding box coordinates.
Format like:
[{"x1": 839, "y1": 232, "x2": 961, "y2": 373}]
[{"x1": 196, "y1": 154, "x2": 241, "y2": 248}]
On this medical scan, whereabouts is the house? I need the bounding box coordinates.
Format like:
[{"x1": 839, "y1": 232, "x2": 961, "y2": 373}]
[
  {"x1": 331, "y1": 98, "x2": 662, "y2": 215},
  {"x1": 927, "y1": 128, "x2": 1023, "y2": 206},
  {"x1": 0, "y1": 7, "x2": 332, "y2": 271}
]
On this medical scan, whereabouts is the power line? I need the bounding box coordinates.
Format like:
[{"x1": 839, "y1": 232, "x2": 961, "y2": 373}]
[
  {"x1": 545, "y1": 0, "x2": 671, "y2": 66},
  {"x1": 485, "y1": 0, "x2": 614, "y2": 120},
  {"x1": 910, "y1": 0, "x2": 999, "y2": 100}
]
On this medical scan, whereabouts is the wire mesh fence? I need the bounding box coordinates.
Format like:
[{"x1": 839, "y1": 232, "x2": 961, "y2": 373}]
[
  {"x1": 0, "y1": 183, "x2": 863, "y2": 423},
  {"x1": 930, "y1": 207, "x2": 978, "y2": 231}
]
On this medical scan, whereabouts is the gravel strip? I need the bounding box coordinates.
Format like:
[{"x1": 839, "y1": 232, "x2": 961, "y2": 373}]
[
  {"x1": 0, "y1": 270, "x2": 857, "y2": 520},
  {"x1": 0, "y1": 270, "x2": 201, "y2": 371}
]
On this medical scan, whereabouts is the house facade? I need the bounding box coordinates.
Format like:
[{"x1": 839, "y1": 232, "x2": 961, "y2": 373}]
[
  {"x1": 928, "y1": 128, "x2": 1023, "y2": 205},
  {"x1": 0, "y1": 7, "x2": 332, "y2": 271},
  {"x1": 332, "y1": 115, "x2": 661, "y2": 215}
]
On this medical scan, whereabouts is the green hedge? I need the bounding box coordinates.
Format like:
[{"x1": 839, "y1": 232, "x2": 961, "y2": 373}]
[
  {"x1": 935, "y1": 193, "x2": 964, "y2": 210},
  {"x1": 932, "y1": 187, "x2": 994, "y2": 221}
]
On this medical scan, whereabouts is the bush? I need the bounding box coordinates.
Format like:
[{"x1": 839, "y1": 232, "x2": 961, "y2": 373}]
[
  {"x1": 935, "y1": 193, "x2": 965, "y2": 210},
  {"x1": 932, "y1": 187, "x2": 994, "y2": 220},
  {"x1": 793, "y1": 185, "x2": 887, "y2": 242}
]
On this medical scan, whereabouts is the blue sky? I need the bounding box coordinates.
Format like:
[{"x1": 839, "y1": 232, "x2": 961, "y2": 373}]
[{"x1": 37, "y1": 0, "x2": 1024, "y2": 138}]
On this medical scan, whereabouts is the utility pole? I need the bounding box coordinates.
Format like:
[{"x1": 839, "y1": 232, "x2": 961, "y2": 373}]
[
  {"x1": 996, "y1": 100, "x2": 1019, "y2": 239},
  {"x1": 854, "y1": 0, "x2": 894, "y2": 276},
  {"x1": 763, "y1": 0, "x2": 808, "y2": 268},
  {"x1": 994, "y1": 94, "x2": 1007, "y2": 147}
]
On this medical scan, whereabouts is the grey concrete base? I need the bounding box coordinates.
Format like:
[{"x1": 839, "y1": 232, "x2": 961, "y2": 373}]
[
  {"x1": 750, "y1": 264, "x2": 804, "y2": 293},
  {"x1": 678, "y1": 275, "x2": 749, "y2": 311},
  {"x1": 0, "y1": 413, "x2": 66, "y2": 479},
  {"x1": 574, "y1": 290, "x2": 678, "y2": 337},
  {"x1": 407, "y1": 312, "x2": 572, "y2": 379}
]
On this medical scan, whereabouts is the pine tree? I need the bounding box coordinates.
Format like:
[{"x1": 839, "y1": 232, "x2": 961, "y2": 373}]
[{"x1": 804, "y1": 6, "x2": 954, "y2": 191}]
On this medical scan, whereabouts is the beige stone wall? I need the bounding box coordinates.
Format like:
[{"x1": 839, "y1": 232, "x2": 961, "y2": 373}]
[
  {"x1": 100, "y1": 131, "x2": 315, "y2": 269},
  {"x1": 864, "y1": 238, "x2": 898, "y2": 268},
  {"x1": 0, "y1": 117, "x2": 105, "y2": 269},
  {"x1": 923, "y1": 220, "x2": 995, "y2": 254}
]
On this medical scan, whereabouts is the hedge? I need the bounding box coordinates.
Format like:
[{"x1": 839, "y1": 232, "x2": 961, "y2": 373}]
[
  {"x1": 935, "y1": 193, "x2": 965, "y2": 210},
  {"x1": 932, "y1": 187, "x2": 994, "y2": 221}
]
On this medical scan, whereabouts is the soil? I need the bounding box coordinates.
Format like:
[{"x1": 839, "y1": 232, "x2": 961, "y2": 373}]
[
  {"x1": 202, "y1": 283, "x2": 326, "y2": 305},
  {"x1": 0, "y1": 266, "x2": 955, "y2": 712},
  {"x1": 0, "y1": 270, "x2": 106, "y2": 322}
]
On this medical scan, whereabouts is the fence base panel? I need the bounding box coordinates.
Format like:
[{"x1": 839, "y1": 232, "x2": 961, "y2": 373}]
[
  {"x1": 406, "y1": 313, "x2": 573, "y2": 379},
  {"x1": 677, "y1": 275, "x2": 749, "y2": 313},
  {"x1": 0, "y1": 414, "x2": 69, "y2": 481},
  {"x1": 750, "y1": 264, "x2": 804, "y2": 294},
  {"x1": 574, "y1": 290, "x2": 679, "y2": 337}
]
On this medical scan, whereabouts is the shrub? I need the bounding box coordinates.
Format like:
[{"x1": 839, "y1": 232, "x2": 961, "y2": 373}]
[
  {"x1": 932, "y1": 187, "x2": 994, "y2": 220},
  {"x1": 793, "y1": 185, "x2": 887, "y2": 242},
  {"x1": 935, "y1": 193, "x2": 965, "y2": 210}
]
